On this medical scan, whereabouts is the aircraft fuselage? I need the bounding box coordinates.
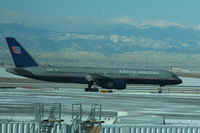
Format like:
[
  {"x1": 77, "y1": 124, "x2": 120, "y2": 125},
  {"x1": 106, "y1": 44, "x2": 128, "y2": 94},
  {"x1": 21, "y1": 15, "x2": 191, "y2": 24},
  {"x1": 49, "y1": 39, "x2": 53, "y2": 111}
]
[{"x1": 6, "y1": 65, "x2": 182, "y2": 88}]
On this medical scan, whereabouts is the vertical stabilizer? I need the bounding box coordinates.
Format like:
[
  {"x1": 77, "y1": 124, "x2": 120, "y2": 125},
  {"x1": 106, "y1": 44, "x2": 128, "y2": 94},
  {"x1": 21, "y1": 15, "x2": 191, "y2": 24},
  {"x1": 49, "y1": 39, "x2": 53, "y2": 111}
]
[{"x1": 5, "y1": 37, "x2": 38, "y2": 67}]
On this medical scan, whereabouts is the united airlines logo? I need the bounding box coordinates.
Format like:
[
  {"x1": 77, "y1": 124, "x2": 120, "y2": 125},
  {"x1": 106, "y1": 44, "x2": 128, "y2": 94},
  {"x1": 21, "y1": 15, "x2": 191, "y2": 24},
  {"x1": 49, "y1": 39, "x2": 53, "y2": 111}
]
[{"x1": 12, "y1": 46, "x2": 21, "y2": 54}]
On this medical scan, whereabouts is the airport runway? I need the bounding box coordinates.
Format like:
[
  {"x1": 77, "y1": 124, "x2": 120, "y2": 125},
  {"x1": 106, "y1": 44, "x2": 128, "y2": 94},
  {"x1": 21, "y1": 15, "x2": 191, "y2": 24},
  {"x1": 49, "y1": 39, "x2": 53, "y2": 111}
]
[{"x1": 1, "y1": 79, "x2": 200, "y2": 124}]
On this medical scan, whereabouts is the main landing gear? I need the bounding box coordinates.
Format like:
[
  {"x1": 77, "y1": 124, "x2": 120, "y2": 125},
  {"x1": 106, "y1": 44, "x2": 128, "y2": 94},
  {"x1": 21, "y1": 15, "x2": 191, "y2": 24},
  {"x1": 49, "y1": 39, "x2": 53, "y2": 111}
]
[
  {"x1": 84, "y1": 81, "x2": 113, "y2": 93},
  {"x1": 84, "y1": 81, "x2": 99, "y2": 92},
  {"x1": 84, "y1": 88, "x2": 99, "y2": 92}
]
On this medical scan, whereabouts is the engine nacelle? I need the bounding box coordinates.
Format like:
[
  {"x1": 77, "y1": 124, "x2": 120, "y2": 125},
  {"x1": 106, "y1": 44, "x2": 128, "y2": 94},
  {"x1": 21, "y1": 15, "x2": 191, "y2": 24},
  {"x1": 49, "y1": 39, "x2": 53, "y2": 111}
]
[{"x1": 100, "y1": 79, "x2": 126, "y2": 89}]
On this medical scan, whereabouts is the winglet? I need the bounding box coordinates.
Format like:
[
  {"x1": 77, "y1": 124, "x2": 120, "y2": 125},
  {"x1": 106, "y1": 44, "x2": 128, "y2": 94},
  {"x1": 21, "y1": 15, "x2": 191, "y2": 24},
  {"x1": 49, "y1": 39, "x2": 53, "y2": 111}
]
[{"x1": 5, "y1": 37, "x2": 38, "y2": 67}]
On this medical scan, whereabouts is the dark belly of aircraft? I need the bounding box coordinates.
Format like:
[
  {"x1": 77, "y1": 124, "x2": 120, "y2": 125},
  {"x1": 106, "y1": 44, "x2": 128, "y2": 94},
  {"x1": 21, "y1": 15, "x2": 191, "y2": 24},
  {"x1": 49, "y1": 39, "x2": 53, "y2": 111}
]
[
  {"x1": 31, "y1": 75, "x2": 88, "y2": 84},
  {"x1": 127, "y1": 78, "x2": 180, "y2": 86},
  {"x1": 27, "y1": 75, "x2": 180, "y2": 87}
]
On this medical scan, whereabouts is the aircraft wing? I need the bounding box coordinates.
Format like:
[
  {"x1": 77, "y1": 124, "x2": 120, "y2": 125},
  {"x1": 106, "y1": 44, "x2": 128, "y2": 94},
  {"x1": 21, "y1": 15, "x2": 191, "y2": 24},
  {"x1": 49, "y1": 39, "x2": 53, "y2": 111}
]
[
  {"x1": 86, "y1": 73, "x2": 126, "y2": 89},
  {"x1": 86, "y1": 73, "x2": 112, "y2": 84}
]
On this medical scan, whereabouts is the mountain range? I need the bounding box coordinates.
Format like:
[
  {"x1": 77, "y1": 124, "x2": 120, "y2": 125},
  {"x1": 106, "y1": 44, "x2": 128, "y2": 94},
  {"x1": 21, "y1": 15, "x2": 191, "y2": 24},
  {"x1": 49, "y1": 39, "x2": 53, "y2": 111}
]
[{"x1": 0, "y1": 23, "x2": 200, "y2": 68}]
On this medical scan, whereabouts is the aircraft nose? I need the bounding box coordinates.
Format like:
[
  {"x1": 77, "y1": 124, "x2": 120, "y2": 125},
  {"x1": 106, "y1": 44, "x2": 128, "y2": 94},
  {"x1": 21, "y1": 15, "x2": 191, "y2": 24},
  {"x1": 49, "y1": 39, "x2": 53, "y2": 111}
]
[{"x1": 177, "y1": 77, "x2": 182, "y2": 84}]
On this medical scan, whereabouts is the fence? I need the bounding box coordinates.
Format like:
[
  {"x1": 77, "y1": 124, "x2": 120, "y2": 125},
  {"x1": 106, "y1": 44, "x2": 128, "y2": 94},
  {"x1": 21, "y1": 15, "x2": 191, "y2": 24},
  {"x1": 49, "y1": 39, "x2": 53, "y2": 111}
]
[{"x1": 0, "y1": 122, "x2": 200, "y2": 133}]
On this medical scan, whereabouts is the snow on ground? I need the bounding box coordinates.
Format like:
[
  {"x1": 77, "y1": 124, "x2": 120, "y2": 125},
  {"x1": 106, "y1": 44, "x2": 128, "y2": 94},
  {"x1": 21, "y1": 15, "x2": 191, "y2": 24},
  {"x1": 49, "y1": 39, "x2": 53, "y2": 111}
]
[{"x1": 179, "y1": 77, "x2": 200, "y2": 86}]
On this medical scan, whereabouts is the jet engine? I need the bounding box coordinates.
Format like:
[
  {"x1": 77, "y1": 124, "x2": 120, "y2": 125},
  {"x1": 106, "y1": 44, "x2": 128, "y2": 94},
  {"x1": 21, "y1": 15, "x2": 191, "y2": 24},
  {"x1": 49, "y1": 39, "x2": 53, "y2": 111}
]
[{"x1": 100, "y1": 79, "x2": 126, "y2": 89}]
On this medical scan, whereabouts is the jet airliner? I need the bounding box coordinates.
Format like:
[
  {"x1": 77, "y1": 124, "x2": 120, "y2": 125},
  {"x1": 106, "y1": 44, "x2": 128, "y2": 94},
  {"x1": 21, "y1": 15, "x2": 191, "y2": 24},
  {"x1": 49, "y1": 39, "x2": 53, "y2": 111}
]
[{"x1": 5, "y1": 37, "x2": 182, "y2": 92}]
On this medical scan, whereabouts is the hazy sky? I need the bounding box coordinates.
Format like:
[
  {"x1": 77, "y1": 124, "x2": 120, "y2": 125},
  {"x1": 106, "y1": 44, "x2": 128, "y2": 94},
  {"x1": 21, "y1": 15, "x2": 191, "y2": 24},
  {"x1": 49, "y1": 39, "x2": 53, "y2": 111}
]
[{"x1": 0, "y1": 0, "x2": 200, "y2": 31}]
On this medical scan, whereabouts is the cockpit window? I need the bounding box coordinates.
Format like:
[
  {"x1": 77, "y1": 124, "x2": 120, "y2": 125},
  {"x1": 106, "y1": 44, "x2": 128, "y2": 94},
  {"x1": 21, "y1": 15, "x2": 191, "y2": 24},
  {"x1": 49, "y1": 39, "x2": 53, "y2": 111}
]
[{"x1": 172, "y1": 74, "x2": 177, "y2": 78}]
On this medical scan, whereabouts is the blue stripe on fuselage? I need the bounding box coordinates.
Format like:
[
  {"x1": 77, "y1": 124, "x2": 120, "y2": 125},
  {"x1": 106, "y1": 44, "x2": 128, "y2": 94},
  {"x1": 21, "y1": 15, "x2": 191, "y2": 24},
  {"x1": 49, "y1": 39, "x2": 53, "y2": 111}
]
[{"x1": 27, "y1": 75, "x2": 180, "y2": 85}]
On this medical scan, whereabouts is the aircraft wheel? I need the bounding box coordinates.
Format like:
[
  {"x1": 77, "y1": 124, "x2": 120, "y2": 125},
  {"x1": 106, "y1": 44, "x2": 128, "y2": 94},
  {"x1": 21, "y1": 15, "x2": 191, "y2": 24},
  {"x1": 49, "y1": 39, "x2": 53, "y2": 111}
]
[
  {"x1": 92, "y1": 88, "x2": 99, "y2": 92},
  {"x1": 85, "y1": 88, "x2": 90, "y2": 92},
  {"x1": 84, "y1": 88, "x2": 99, "y2": 92},
  {"x1": 158, "y1": 89, "x2": 162, "y2": 93}
]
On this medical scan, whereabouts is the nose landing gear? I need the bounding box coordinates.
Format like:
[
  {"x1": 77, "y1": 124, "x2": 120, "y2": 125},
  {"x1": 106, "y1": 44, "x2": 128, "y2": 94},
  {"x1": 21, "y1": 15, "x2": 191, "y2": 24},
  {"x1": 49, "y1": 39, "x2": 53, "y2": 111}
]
[{"x1": 158, "y1": 84, "x2": 165, "y2": 93}]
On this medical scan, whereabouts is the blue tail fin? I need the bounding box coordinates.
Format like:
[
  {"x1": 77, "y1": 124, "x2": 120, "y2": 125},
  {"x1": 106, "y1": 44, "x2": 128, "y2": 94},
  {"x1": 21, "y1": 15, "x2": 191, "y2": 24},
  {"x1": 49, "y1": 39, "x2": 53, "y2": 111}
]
[{"x1": 5, "y1": 37, "x2": 38, "y2": 67}]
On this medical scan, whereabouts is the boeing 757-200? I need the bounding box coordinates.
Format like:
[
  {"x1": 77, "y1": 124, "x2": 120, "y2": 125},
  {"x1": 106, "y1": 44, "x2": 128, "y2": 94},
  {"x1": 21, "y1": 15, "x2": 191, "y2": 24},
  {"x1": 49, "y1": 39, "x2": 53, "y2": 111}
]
[{"x1": 5, "y1": 37, "x2": 182, "y2": 92}]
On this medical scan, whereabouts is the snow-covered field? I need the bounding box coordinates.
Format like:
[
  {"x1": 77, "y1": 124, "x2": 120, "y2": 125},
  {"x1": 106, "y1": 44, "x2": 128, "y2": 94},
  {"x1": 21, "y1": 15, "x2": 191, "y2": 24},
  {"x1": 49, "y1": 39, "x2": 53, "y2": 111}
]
[{"x1": 1, "y1": 67, "x2": 200, "y2": 125}]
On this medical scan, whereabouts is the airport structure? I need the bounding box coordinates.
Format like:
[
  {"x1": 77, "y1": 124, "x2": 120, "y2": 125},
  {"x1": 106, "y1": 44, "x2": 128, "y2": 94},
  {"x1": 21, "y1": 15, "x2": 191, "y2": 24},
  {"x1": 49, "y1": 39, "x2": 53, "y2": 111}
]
[
  {"x1": 0, "y1": 103, "x2": 200, "y2": 133},
  {"x1": 1, "y1": 122, "x2": 200, "y2": 133}
]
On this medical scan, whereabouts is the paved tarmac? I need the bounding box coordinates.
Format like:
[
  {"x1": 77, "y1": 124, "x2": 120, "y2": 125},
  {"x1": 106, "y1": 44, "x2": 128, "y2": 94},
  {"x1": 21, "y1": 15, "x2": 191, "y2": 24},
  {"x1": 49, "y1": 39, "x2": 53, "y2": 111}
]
[{"x1": 1, "y1": 80, "x2": 200, "y2": 125}]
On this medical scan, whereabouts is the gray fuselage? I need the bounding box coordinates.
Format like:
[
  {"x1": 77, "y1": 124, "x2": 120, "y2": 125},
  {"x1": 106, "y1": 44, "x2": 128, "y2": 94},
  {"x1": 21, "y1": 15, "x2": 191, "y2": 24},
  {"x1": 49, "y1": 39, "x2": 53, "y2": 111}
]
[{"x1": 7, "y1": 65, "x2": 182, "y2": 89}]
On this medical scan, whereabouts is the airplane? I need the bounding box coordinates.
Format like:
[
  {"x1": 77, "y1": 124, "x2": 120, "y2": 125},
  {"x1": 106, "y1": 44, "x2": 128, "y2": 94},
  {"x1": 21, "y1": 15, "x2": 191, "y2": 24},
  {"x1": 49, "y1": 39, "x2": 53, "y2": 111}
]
[{"x1": 4, "y1": 37, "x2": 182, "y2": 92}]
